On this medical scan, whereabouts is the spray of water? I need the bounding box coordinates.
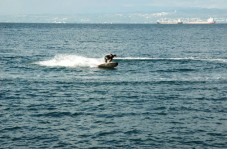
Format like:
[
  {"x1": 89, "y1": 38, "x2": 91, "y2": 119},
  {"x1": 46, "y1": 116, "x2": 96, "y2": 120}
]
[{"x1": 36, "y1": 54, "x2": 103, "y2": 68}]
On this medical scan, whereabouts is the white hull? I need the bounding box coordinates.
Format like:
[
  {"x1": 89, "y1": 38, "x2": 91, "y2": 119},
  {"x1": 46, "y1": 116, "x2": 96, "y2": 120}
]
[
  {"x1": 184, "y1": 22, "x2": 215, "y2": 24},
  {"x1": 157, "y1": 22, "x2": 183, "y2": 24}
]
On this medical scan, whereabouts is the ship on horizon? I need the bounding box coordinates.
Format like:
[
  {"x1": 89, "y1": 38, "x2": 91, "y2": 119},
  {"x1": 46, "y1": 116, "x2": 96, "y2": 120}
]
[{"x1": 157, "y1": 17, "x2": 216, "y2": 24}]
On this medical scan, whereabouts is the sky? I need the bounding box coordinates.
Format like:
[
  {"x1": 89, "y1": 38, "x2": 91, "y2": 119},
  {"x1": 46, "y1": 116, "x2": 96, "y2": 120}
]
[{"x1": 0, "y1": 0, "x2": 227, "y2": 15}]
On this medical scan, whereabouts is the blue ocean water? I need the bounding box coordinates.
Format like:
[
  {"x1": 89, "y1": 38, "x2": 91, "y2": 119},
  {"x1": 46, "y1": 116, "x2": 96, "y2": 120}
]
[{"x1": 0, "y1": 23, "x2": 227, "y2": 148}]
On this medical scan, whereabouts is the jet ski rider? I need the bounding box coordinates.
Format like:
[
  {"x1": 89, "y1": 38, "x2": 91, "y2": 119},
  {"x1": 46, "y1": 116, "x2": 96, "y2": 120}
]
[{"x1": 104, "y1": 54, "x2": 116, "y2": 63}]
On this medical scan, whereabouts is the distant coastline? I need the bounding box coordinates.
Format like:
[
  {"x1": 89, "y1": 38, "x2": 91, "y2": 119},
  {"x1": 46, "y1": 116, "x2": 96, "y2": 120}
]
[
  {"x1": 0, "y1": 9, "x2": 227, "y2": 24},
  {"x1": 157, "y1": 17, "x2": 216, "y2": 24}
]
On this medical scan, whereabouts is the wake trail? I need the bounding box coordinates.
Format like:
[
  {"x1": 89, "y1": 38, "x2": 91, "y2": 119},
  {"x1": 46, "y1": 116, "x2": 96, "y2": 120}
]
[{"x1": 115, "y1": 57, "x2": 227, "y2": 63}]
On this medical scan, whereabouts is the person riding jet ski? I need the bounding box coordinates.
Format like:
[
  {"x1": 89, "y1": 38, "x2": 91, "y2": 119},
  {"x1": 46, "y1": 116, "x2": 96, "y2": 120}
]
[{"x1": 104, "y1": 54, "x2": 116, "y2": 63}]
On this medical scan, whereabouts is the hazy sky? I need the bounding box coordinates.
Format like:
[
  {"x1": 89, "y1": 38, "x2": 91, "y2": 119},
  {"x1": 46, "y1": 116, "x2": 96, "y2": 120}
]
[{"x1": 0, "y1": 0, "x2": 227, "y2": 15}]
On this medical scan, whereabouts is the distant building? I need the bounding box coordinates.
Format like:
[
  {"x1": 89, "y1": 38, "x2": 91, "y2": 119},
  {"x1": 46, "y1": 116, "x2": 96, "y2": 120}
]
[
  {"x1": 157, "y1": 18, "x2": 216, "y2": 24},
  {"x1": 184, "y1": 17, "x2": 216, "y2": 24}
]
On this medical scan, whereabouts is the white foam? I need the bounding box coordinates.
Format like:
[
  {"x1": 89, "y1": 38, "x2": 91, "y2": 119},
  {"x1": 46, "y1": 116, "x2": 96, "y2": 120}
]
[
  {"x1": 36, "y1": 54, "x2": 103, "y2": 68},
  {"x1": 204, "y1": 58, "x2": 227, "y2": 63}
]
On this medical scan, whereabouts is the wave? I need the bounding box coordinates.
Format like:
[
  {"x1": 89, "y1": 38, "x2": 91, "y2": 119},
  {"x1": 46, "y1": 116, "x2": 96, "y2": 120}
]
[{"x1": 35, "y1": 54, "x2": 103, "y2": 68}]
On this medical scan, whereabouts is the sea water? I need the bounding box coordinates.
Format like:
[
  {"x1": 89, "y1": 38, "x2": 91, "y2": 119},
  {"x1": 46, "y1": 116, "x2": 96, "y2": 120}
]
[{"x1": 0, "y1": 23, "x2": 227, "y2": 148}]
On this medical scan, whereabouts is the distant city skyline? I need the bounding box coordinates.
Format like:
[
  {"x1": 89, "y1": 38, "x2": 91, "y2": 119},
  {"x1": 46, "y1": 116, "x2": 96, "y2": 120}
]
[{"x1": 0, "y1": 0, "x2": 227, "y2": 15}]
